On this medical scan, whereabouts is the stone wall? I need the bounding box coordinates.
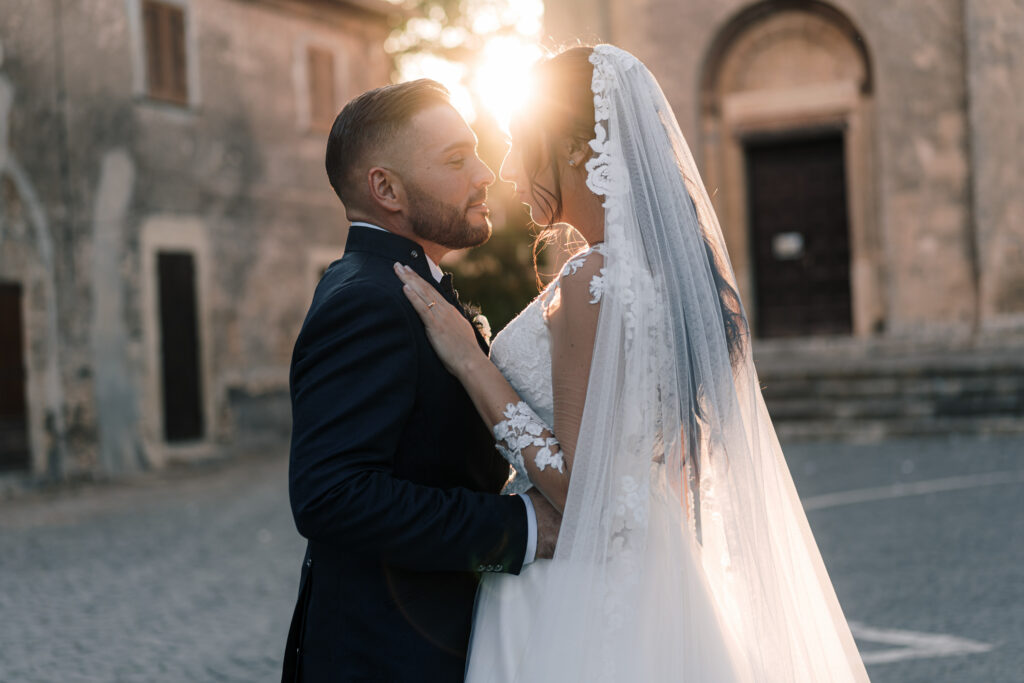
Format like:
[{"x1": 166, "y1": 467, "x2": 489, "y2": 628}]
[
  {"x1": 0, "y1": 0, "x2": 393, "y2": 478},
  {"x1": 965, "y1": 0, "x2": 1024, "y2": 325},
  {"x1": 546, "y1": 0, "x2": 1021, "y2": 342}
]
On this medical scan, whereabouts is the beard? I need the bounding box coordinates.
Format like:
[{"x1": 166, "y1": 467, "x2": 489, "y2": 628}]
[{"x1": 406, "y1": 181, "x2": 492, "y2": 250}]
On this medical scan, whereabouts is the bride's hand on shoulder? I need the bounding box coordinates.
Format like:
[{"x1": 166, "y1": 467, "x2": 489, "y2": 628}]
[{"x1": 394, "y1": 262, "x2": 486, "y2": 378}]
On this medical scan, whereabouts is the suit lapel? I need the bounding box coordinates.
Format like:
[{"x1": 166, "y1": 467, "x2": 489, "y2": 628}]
[{"x1": 343, "y1": 226, "x2": 490, "y2": 353}]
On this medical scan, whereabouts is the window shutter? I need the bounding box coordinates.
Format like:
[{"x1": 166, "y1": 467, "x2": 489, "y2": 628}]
[
  {"x1": 143, "y1": 1, "x2": 165, "y2": 95},
  {"x1": 143, "y1": 0, "x2": 189, "y2": 105},
  {"x1": 167, "y1": 6, "x2": 188, "y2": 103}
]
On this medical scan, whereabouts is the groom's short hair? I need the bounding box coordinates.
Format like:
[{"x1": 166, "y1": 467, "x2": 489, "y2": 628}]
[{"x1": 326, "y1": 79, "x2": 452, "y2": 206}]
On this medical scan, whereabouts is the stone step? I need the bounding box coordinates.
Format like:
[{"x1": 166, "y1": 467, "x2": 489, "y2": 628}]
[
  {"x1": 764, "y1": 392, "x2": 1024, "y2": 421},
  {"x1": 773, "y1": 416, "x2": 1024, "y2": 443},
  {"x1": 758, "y1": 373, "x2": 1024, "y2": 400},
  {"x1": 751, "y1": 343, "x2": 1024, "y2": 440}
]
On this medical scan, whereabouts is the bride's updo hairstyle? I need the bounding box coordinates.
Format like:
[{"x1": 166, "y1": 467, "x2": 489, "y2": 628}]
[{"x1": 516, "y1": 46, "x2": 747, "y2": 365}]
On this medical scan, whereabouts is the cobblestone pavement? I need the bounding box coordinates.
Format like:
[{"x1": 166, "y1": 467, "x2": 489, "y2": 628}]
[
  {"x1": 0, "y1": 453, "x2": 304, "y2": 682},
  {"x1": 0, "y1": 435, "x2": 1021, "y2": 682}
]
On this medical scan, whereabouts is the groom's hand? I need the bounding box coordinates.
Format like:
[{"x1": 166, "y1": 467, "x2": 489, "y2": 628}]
[{"x1": 526, "y1": 488, "x2": 561, "y2": 560}]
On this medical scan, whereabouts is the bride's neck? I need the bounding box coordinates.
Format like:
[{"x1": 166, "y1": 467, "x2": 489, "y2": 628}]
[{"x1": 563, "y1": 194, "x2": 606, "y2": 246}]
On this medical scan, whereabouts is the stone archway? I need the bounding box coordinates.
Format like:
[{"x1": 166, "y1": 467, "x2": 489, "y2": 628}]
[
  {"x1": 0, "y1": 45, "x2": 69, "y2": 477},
  {"x1": 700, "y1": 1, "x2": 882, "y2": 338}
]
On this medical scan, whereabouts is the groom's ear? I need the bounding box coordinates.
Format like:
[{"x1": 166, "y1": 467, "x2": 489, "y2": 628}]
[{"x1": 366, "y1": 167, "x2": 405, "y2": 213}]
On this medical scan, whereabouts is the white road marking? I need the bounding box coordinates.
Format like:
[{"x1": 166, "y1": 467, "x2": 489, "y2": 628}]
[
  {"x1": 801, "y1": 470, "x2": 1024, "y2": 511},
  {"x1": 849, "y1": 622, "x2": 995, "y2": 665}
]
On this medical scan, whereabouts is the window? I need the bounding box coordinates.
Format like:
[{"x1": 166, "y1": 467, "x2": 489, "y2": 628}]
[
  {"x1": 308, "y1": 46, "x2": 337, "y2": 131},
  {"x1": 143, "y1": 0, "x2": 189, "y2": 105}
]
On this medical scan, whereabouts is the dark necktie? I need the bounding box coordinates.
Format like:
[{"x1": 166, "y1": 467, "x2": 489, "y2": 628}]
[
  {"x1": 438, "y1": 273, "x2": 476, "y2": 319},
  {"x1": 437, "y1": 272, "x2": 489, "y2": 351},
  {"x1": 438, "y1": 273, "x2": 458, "y2": 305}
]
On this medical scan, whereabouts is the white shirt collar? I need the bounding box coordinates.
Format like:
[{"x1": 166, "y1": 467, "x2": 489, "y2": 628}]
[{"x1": 350, "y1": 222, "x2": 444, "y2": 283}]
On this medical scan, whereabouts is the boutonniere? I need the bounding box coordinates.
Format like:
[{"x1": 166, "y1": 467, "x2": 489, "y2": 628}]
[{"x1": 472, "y1": 313, "x2": 492, "y2": 345}]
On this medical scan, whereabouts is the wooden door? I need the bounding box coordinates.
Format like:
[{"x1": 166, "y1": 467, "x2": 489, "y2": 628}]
[
  {"x1": 0, "y1": 283, "x2": 30, "y2": 471},
  {"x1": 157, "y1": 252, "x2": 204, "y2": 442},
  {"x1": 745, "y1": 134, "x2": 853, "y2": 337}
]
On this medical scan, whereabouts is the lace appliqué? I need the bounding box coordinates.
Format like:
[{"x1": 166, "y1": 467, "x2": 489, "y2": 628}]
[
  {"x1": 541, "y1": 243, "x2": 608, "y2": 317},
  {"x1": 561, "y1": 243, "x2": 606, "y2": 281},
  {"x1": 584, "y1": 46, "x2": 661, "y2": 351},
  {"x1": 561, "y1": 254, "x2": 589, "y2": 277},
  {"x1": 493, "y1": 401, "x2": 563, "y2": 475},
  {"x1": 586, "y1": 47, "x2": 659, "y2": 683},
  {"x1": 585, "y1": 46, "x2": 629, "y2": 203},
  {"x1": 588, "y1": 270, "x2": 606, "y2": 303}
]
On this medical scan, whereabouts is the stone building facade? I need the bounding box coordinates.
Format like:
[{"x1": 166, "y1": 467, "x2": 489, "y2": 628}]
[
  {"x1": 0, "y1": 0, "x2": 395, "y2": 480},
  {"x1": 545, "y1": 0, "x2": 1024, "y2": 344}
]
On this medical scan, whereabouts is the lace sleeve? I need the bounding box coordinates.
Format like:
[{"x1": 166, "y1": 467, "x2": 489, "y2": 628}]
[{"x1": 493, "y1": 401, "x2": 563, "y2": 474}]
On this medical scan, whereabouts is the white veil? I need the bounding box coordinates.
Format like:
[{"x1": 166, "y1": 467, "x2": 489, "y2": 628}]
[{"x1": 511, "y1": 45, "x2": 869, "y2": 682}]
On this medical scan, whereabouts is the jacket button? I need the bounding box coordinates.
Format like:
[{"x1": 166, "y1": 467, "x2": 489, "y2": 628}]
[{"x1": 306, "y1": 558, "x2": 312, "y2": 568}]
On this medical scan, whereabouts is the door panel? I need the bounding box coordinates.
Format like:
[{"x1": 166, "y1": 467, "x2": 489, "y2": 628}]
[
  {"x1": 157, "y1": 252, "x2": 204, "y2": 442},
  {"x1": 745, "y1": 134, "x2": 852, "y2": 337},
  {"x1": 0, "y1": 283, "x2": 30, "y2": 471}
]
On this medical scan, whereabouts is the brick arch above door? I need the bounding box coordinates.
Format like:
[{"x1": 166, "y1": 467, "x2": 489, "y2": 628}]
[{"x1": 698, "y1": 1, "x2": 884, "y2": 338}]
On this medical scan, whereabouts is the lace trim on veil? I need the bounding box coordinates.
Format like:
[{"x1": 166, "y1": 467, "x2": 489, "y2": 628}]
[
  {"x1": 584, "y1": 47, "x2": 650, "y2": 679},
  {"x1": 584, "y1": 46, "x2": 655, "y2": 352},
  {"x1": 585, "y1": 46, "x2": 625, "y2": 203}
]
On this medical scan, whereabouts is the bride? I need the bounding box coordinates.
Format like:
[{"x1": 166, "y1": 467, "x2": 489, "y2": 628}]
[{"x1": 396, "y1": 45, "x2": 869, "y2": 682}]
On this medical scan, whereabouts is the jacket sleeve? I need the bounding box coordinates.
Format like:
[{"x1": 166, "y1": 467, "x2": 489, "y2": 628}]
[{"x1": 288, "y1": 280, "x2": 527, "y2": 574}]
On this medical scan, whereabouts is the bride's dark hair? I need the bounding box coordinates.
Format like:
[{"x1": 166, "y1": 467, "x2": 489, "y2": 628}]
[
  {"x1": 513, "y1": 46, "x2": 597, "y2": 231},
  {"x1": 516, "y1": 46, "x2": 748, "y2": 365}
]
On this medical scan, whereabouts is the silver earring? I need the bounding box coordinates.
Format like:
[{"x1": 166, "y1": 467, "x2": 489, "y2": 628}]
[{"x1": 568, "y1": 159, "x2": 576, "y2": 167}]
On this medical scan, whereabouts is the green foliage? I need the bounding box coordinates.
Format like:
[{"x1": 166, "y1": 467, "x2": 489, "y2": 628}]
[{"x1": 386, "y1": 0, "x2": 526, "y2": 64}]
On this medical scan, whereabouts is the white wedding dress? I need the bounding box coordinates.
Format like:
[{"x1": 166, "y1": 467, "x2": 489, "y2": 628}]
[
  {"x1": 464, "y1": 45, "x2": 868, "y2": 682},
  {"x1": 465, "y1": 247, "x2": 742, "y2": 682}
]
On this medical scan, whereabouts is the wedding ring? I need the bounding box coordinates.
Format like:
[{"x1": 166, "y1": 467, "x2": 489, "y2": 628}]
[{"x1": 427, "y1": 301, "x2": 436, "y2": 309}]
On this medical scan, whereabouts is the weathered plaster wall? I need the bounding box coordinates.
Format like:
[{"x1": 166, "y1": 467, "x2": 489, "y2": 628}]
[
  {"x1": 0, "y1": 7, "x2": 72, "y2": 478},
  {"x1": 548, "y1": 0, "x2": 992, "y2": 339},
  {"x1": 0, "y1": 0, "x2": 392, "y2": 478},
  {"x1": 91, "y1": 149, "x2": 142, "y2": 473},
  {"x1": 965, "y1": 0, "x2": 1024, "y2": 325}
]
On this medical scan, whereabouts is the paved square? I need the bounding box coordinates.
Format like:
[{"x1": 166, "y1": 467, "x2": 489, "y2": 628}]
[{"x1": 1, "y1": 435, "x2": 1020, "y2": 681}]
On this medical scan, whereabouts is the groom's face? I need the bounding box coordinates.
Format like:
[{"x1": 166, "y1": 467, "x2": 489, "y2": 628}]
[{"x1": 398, "y1": 104, "x2": 496, "y2": 250}]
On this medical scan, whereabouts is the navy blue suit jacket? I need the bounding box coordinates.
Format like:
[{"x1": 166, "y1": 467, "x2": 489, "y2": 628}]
[{"x1": 283, "y1": 227, "x2": 527, "y2": 682}]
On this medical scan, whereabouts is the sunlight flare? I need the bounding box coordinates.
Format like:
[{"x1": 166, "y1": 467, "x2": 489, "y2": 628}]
[{"x1": 471, "y1": 36, "x2": 544, "y2": 131}]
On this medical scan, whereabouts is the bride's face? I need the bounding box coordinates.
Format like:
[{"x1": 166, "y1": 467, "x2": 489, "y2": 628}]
[{"x1": 499, "y1": 127, "x2": 559, "y2": 226}]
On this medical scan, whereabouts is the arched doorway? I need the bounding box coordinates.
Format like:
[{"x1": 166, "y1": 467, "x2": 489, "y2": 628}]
[
  {"x1": 0, "y1": 61, "x2": 68, "y2": 476},
  {"x1": 700, "y1": 1, "x2": 881, "y2": 338}
]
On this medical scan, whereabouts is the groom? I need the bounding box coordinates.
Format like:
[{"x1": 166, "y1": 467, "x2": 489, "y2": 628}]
[{"x1": 282, "y1": 79, "x2": 560, "y2": 682}]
